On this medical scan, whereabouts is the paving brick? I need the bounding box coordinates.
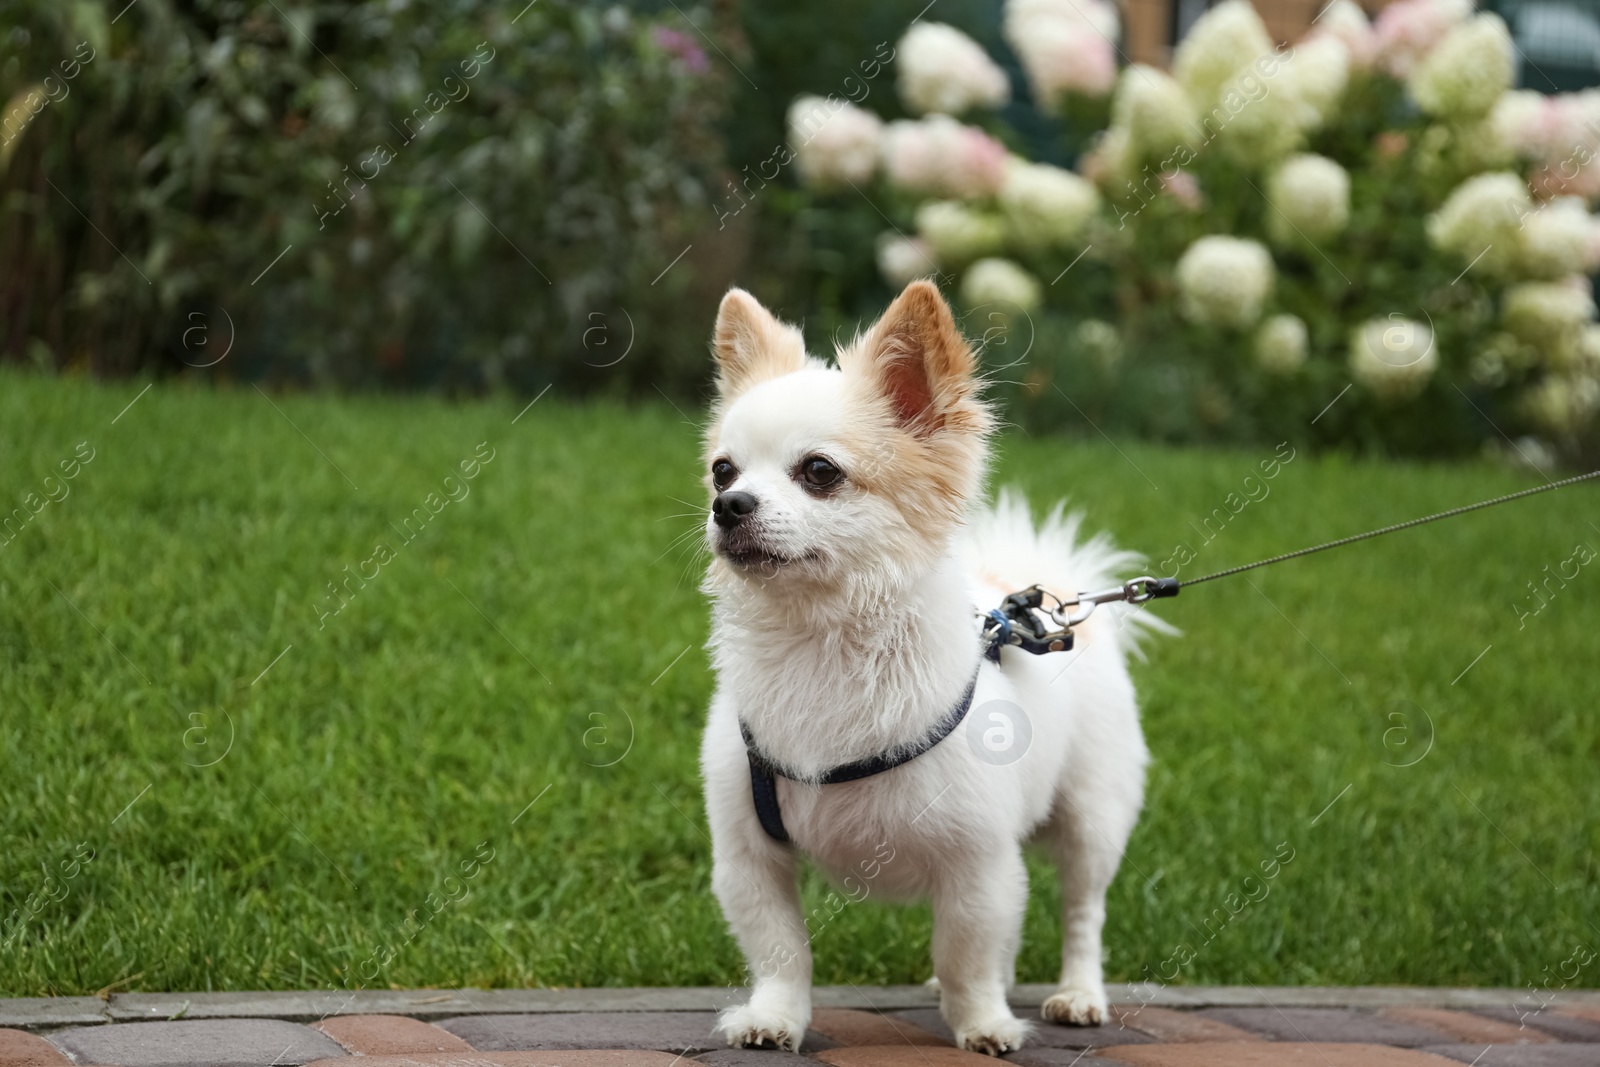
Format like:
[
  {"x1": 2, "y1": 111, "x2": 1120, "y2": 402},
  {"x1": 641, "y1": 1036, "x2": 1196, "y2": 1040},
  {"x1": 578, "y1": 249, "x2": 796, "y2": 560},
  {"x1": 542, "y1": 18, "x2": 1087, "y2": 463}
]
[
  {"x1": 1421, "y1": 1047, "x2": 1600, "y2": 1066},
  {"x1": 437, "y1": 1012, "x2": 723, "y2": 1053},
  {"x1": 0, "y1": 1029, "x2": 71, "y2": 1066},
  {"x1": 1195, "y1": 1007, "x2": 1452, "y2": 1046},
  {"x1": 1474, "y1": 1008, "x2": 1600, "y2": 1043},
  {"x1": 892, "y1": 1007, "x2": 1159, "y2": 1051},
  {"x1": 815, "y1": 1046, "x2": 1023, "y2": 1066},
  {"x1": 1003, "y1": 1050, "x2": 1136, "y2": 1067},
  {"x1": 1097, "y1": 1043, "x2": 1470, "y2": 1066},
  {"x1": 1381, "y1": 1008, "x2": 1554, "y2": 1045},
  {"x1": 814, "y1": 1008, "x2": 950, "y2": 1047},
  {"x1": 302, "y1": 1054, "x2": 688, "y2": 1067},
  {"x1": 1108, "y1": 1006, "x2": 1261, "y2": 1043},
  {"x1": 1557, "y1": 1004, "x2": 1600, "y2": 1024},
  {"x1": 49, "y1": 1018, "x2": 347, "y2": 1067},
  {"x1": 695, "y1": 1049, "x2": 816, "y2": 1066},
  {"x1": 311, "y1": 1014, "x2": 471, "y2": 1054}
]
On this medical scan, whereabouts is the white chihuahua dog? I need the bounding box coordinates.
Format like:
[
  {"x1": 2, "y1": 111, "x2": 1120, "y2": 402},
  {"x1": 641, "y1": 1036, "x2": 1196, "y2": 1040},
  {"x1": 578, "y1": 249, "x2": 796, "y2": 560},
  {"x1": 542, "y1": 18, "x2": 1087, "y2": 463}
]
[{"x1": 698, "y1": 281, "x2": 1165, "y2": 1055}]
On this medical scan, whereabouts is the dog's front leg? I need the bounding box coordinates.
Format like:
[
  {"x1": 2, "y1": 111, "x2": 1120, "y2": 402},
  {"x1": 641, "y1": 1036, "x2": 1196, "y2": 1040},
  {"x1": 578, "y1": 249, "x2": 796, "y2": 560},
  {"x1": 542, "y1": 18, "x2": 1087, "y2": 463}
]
[
  {"x1": 932, "y1": 846, "x2": 1032, "y2": 1055},
  {"x1": 711, "y1": 828, "x2": 812, "y2": 1052}
]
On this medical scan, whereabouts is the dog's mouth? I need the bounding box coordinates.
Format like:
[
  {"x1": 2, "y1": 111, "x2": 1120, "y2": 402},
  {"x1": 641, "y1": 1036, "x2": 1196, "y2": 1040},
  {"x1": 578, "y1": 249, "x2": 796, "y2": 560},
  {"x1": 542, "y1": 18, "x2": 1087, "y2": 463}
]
[{"x1": 716, "y1": 529, "x2": 815, "y2": 571}]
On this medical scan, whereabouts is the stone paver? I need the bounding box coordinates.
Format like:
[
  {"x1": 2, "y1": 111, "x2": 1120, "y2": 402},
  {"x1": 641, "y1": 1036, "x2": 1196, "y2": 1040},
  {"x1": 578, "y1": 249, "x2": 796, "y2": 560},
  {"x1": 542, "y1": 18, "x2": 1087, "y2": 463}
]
[
  {"x1": 0, "y1": 998, "x2": 106, "y2": 1029},
  {"x1": 1474, "y1": 1009, "x2": 1600, "y2": 1043},
  {"x1": 436, "y1": 1012, "x2": 723, "y2": 1053},
  {"x1": 0, "y1": 1029, "x2": 70, "y2": 1066},
  {"x1": 813, "y1": 1007, "x2": 946, "y2": 1047},
  {"x1": 1381, "y1": 1007, "x2": 1555, "y2": 1045},
  {"x1": 1422, "y1": 1047, "x2": 1600, "y2": 1066},
  {"x1": 1004, "y1": 1051, "x2": 1127, "y2": 1067},
  {"x1": 1098, "y1": 1043, "x2": 1468, "y2": 1065},
  {"x1": 814, "y1": 1045, "x2": 1016, "y2": 1066},
  {"x1": 1108, "y1": 1005, "x2": 1261, "y2": 1043},
  {"x1": 49, "y1": 1018, "x2": 347, "y2": 1067},
  {"x1": 311, "y1": 1014, "x2": 472, "y2": 1054},
  {"x1": 301, "y1": 1054, "x2": 688, "y2": 1067},
  {"x1": 1196, "y1": 1007, "x2": 1452, "y2": 1046},
  {"x1": 1558, "y1": 1005, "x2": 1600, "y2": 1024},
  {"x1": 887, "y1": 1008, "x2": 1156, "y2": 1050},
  {"x1": 694, "y1": 1049, "x2": 816, "y2": 1065}
]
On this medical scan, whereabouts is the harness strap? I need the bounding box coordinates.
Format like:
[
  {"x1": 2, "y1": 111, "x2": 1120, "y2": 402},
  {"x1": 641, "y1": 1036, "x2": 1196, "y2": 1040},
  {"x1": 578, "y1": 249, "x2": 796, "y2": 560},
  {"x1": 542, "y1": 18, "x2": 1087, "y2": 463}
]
[{"x1": 739, "y1": 666, "x2": 980, "y2": 844}]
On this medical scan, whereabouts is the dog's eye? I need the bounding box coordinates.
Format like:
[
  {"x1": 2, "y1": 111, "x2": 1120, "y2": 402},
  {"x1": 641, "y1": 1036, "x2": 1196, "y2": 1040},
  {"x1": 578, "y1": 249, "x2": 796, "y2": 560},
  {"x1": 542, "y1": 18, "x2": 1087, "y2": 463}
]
[
  {"x1": 800, "y1": 455, "x2": 842, "y2": 489},
  {"x1": 712, "y1": 459, "x2": 737, "y2": 490}
]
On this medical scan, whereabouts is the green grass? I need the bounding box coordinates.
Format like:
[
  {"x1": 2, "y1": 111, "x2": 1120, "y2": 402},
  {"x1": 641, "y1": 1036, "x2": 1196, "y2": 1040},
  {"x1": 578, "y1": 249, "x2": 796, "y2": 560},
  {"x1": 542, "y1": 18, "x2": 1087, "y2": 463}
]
[{"x1": 1, "y1": 369, "x2": 1596, "y2": 998}]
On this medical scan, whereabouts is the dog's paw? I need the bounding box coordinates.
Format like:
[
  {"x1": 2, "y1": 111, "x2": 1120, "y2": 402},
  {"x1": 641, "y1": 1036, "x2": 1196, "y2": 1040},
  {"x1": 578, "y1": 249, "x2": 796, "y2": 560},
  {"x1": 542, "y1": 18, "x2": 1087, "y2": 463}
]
[
  {"x1": 717, "y1": 1003, "x2": 807, "y2": 1052},
  {"x1": 954, "y1": 1014, "x2": 1030, "y2": 1056},
  {"x1": 923, "y1": 974, "x2": 941, "y2": 991},
  {"x1": 1041, "y1": 986, "x2": 1108, "y2": 1027}
]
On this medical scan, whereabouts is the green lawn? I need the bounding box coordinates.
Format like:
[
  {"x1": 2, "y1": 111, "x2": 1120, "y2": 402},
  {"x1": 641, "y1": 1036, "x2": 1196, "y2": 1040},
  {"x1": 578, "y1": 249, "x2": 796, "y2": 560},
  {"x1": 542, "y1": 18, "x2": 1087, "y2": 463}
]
[{"x1": 2, "y1": 369, "x2": 1596, "y2": 998}]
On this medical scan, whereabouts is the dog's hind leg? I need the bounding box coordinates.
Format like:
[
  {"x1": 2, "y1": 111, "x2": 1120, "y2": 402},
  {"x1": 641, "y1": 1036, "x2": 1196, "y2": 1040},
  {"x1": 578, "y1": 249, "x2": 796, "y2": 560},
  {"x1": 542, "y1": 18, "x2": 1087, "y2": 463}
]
[
  {"x1": 931, "y1": 846, "x2": 1033, "y2": 1054},
  {"x1": 1041, "y1": 741, "x2": 1146, "y2": 1026}
]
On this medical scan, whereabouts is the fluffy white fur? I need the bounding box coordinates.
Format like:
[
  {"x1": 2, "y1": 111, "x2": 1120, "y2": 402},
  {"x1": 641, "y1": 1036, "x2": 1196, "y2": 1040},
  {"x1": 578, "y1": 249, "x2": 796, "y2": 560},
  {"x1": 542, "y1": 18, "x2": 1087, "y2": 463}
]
[{"x1": 698, "y1": 283, "x2": 1166, "y2": 1055}]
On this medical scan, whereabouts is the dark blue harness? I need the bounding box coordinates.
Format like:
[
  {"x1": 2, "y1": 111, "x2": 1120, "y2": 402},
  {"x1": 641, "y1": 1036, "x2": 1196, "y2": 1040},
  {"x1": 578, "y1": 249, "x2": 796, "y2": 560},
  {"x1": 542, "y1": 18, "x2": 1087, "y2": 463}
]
[
  {"x1": 739, "y1": 667, "x2": 980, "y2": 844},
  {"x1": 737, "y1": 585, "x2": 1090, "y2": 844}
]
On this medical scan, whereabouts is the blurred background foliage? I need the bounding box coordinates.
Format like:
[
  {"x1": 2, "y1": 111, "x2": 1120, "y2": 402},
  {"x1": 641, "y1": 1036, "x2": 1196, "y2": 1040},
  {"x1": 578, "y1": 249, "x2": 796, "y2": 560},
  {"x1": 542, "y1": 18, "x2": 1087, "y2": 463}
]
[
  {"x1": 3, "y1": 0, "x2": 1597, "y2": 464},
  {"x1": 0, "y1": 0, "x2": 734, "y2": 396}
]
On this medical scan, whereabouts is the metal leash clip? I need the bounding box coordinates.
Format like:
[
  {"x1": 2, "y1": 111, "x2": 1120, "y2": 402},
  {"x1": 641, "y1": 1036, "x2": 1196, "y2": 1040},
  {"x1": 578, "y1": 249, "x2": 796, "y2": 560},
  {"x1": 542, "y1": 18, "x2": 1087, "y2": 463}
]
[{"x1": 981, "y1": 577, "x2": 1179, "y2": 663}]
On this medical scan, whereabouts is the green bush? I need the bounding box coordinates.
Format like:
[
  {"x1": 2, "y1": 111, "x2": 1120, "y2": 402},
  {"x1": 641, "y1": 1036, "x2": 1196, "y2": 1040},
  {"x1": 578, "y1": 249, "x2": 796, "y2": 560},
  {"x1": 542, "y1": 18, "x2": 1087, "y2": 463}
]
[{"x1": 0, "y1": 0, "x2": 731, "y2": 394}]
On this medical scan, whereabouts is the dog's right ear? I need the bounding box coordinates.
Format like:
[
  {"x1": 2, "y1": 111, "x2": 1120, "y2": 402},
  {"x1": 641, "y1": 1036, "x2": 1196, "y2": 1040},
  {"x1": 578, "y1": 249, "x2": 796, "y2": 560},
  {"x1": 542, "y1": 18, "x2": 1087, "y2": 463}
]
[{"x1": 712, "y1": 288, "x2": 807, "y2": 398}]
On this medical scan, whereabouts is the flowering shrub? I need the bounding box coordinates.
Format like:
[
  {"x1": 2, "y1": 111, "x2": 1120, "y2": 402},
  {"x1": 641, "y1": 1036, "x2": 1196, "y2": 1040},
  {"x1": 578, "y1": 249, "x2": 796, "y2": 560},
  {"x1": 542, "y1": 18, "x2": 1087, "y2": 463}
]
[{"x1": 785, "y1": 0, "x2": 1600, "y2": 461}]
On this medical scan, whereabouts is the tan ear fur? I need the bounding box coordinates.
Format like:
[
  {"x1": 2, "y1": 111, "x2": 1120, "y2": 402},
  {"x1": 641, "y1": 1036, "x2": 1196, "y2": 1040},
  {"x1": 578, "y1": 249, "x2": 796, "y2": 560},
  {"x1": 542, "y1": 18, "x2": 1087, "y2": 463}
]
[
  {"x1": 711, "y1": 288, "x2": 808, "y2": 398},
  {"x1": 836, "y1": 281, "x2": 994, "y2": 540}
]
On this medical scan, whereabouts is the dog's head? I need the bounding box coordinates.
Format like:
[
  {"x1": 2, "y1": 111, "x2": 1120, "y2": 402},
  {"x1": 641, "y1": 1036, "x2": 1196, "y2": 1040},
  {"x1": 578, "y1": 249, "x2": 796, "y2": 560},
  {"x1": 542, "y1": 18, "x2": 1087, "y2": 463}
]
[{"x1": 702, "y1": 281, "x2": 993, "y2": 593}]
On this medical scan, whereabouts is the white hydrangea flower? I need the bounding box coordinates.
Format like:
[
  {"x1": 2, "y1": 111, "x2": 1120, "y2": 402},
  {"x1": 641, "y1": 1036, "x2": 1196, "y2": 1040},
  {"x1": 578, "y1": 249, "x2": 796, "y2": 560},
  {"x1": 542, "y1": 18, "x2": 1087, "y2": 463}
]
[
  {"x1": 1350, "y1": 317, "x2": 1439, "y2": 399},
  {"x1": 1074, "y1": 318, "x2": 1123, "y2": 369},
  {"x1": 1255, "y1": 314, "x2": 1309, "y2": 374},
  {"x1": 1080, "y1": 125, "x2": 1139, "y2": 192},
  {"x1": 1212, "y1": 64, "x2": 1313, "y2": 166},
  {"x1": 1490, "y1": 90, "x2": 1551, "y2": 160},
  {"x1": 1501, "y1": 280, "x2": 1597, "y2": 369},
  {"x1": 877, "y1": 234, "x2": 937, "y2": 288},
  {"x1": 916, "y1": 200, "x2": 1007, "y2": 263},
  {"x1": 1523, "y1": 373, "x2": 1600, "y2": 435},
  {"x1": 1373, "y1": 0, "x2": 1473, "y2": 78},
  {"x1": 1409, "y1": 14, "x2": 1514, "y2": 121},
  {"x1": 999, "y1": 159, "x2": 1100, "y2": 247},
  {"x1": 787, "y1": 96, "x2": 883, "y2": 187},
  {"x1": 1426, "y1": 172, "x2": 1534, "y2": 277},
  {"x1": 961, "y1": 257, "x2": 1043, "y2": 311},
  {"x1": 1176, "y1": 235, "x2": 1275, "y2": 329},
  {"x1": 1291, "y1": 35, "x2": 1351, "y2": 127},
  {"x1": 1519, "y1": 198, "x2": 1593, "y2": 280},
  {"x1": 1004, "y1": 0, "x2": 1120, "y2": 105},
  {"x1": 1312, "y1": 0, "x2": 1376, "y2": 68},
  {"x1": 1173, "y1": 0, "x2": 1274, "y2": 110},
  {"x1": 1111, "y1": 65, "x2": 1197, "y2": 158},
  {"x1": 881, "y1": 115, "x2": 1009, "y2": 199},
  {"x1": 897, "y1": 22, "x2": 1011, "y2": 116},
  {"x1": 1266, "y1": 154, "x2": 1350, "y2": 244}
]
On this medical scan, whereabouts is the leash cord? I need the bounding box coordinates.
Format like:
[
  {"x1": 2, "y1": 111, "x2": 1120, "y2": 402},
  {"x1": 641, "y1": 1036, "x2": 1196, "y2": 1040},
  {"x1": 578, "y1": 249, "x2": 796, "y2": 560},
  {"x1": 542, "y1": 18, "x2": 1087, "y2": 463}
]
[{"x1": 1180, "y1": 467, "x2": 1600, "y2": 588}]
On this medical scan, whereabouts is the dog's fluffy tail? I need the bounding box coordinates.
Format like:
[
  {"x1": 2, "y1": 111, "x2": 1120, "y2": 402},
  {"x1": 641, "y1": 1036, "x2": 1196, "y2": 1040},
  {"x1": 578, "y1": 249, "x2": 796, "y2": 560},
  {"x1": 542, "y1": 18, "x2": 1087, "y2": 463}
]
[{"x1": 964, "y1": 487, "x2": 1176, "y2": 658}]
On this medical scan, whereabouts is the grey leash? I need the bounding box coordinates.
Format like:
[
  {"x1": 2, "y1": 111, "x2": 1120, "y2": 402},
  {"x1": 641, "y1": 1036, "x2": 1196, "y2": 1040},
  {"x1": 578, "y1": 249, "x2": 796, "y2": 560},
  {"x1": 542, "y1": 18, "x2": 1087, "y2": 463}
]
[
  {"x1": 981, "y1": 467, "x2": 1600, "y2": 659},
  {"x1": 1181, "y1": 466, "x2": 1600, "y2": 588}
]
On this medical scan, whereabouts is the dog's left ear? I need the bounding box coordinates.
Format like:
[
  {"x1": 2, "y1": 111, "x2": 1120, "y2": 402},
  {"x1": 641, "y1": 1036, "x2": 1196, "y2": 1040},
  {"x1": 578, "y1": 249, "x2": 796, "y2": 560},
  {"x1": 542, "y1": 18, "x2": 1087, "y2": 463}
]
[{"x1": 844, "y1": 280, "x2": 986, "y2": 438}]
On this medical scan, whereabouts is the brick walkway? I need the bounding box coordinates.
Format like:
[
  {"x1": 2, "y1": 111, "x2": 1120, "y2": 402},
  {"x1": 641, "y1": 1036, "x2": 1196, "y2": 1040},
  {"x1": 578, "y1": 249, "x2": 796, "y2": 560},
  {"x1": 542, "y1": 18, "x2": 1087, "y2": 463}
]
[{"x1": 2, "y1": 986, "x2": 1598, "y2": 1066}]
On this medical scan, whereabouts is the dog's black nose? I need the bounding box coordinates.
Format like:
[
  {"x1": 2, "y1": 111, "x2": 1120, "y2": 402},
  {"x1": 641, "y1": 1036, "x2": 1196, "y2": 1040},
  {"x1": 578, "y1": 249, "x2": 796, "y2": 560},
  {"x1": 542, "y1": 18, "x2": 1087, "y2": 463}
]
[{"x1": 713, "y1": 490, "x2": 757, "y2": 529}]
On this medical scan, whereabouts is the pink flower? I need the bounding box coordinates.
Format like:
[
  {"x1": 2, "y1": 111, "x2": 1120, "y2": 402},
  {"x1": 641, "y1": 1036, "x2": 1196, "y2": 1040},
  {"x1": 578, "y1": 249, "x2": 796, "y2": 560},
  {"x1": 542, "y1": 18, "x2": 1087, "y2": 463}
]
[
  {"x1": 652, "y1": 25, "x2": 708, "y2": 74},
  {"x1": 1163, "y1": 169, "x2": 1203, "y2": 211},
  {"x1": 1372, "y1": 0, "x2": 1471, "y2": 78},
  {"x1": 881, "y1": 116, "x2": 1008, "y2": 198}
]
